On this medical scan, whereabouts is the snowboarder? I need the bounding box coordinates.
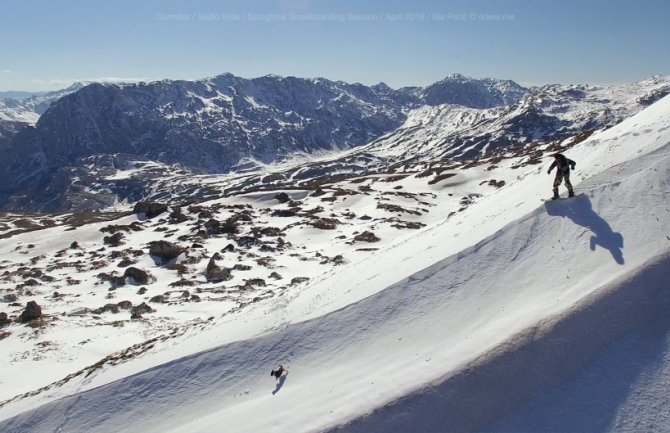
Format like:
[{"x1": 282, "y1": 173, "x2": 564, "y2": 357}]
[
  {"x1": 547, "y1": 153, "x2": 576, "y2": 199},
  {"x1": 271, "y1": 365, "x2": 287, "y2": 380}
]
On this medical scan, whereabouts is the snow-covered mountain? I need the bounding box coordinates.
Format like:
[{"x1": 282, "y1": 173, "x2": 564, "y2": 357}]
[
  {"x1": 421, "y1": 73, "x2": 527, "y2": 108},
  {"x1": 0, "y1": 88, "x2": 669, "y2": 433},
  {"x1": 0, "y1": 73, "x2": 528, "y2": 212},
  {"x1": 359, "y1": 76, "x2": 670, "y2": 161},
  {"x1": 0, "y1": 82, "x2": 88, "y2": 124},
  {"x1": 0, "y1": 83, "x2": 90, "y2": 151},
  {"x1": 1, "y1": 74, "x2": 668, "y2": 215}
]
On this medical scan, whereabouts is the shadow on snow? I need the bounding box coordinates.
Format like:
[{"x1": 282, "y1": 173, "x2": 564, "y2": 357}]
[
  {"x1": 272, "y1": 373, "x2": 288, "y2": 395},
  {"x1": 544, "y1": 194, "x2": 624, "y2": 264}
]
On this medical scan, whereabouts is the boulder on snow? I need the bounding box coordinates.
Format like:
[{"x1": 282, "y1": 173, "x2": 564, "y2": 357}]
[
  {"x1": 124, "y1": 267, "x2": 149, "y2": 285},
  {"x1": 236, "y1": 236, "x2": 257, "y2": 248},
  {"x1": 204, "y1": 217, "x2": 238, "y2": 236},
  {"x1": 117, "y1": 300, "x2": 133, "y2": 310},
  {"x1": 19, "y1": 301, "x2": 42, "y2": 323},
  {"x1": 353, "y1": 231, "x2": 381, "y2": 243},
  {"x1": 169, "y1": 206, "x2": 189, "y2": 223},
  {"x1": 149, "y1": 294, "x2": 166, "y2": 304},
  {"x1": 2, "y1": 294, "x2": 18, "y2": 303},
  {"x1": 244, "y1": 278, "x2": 266, "y2": 289},
  {"x1": 149, "y1": 241, "x2": 184, "y2": 263},
  {"x1": 91, "y1": 303, "x2": 120, "y2": 315},
  {"x1": 290, "y1": 277, "x2": 310, "y2": 286},
  {"x1": 133, "y1": 201, "x2": 168, "y2": 218},
  {"x1": 0, "y1": 312, "x2": 11, "y2": 327},
  {"x1": 206, "y1": 258, "x2": 232, "y2": 282},
  {"x1": 274, "y1": 192, "x2": 290, "y2": 203},
  {"x1": 131, "y1": 302, "x2": 154, "y2": 319},
  {"x1": 104, "y1": 232, "x2": 125, "y2": 247}
]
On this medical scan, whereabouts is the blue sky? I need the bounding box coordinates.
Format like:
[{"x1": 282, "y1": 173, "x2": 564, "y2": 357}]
[{"x1": 1, "y1": 0, "x2": 668, "y2": 91}]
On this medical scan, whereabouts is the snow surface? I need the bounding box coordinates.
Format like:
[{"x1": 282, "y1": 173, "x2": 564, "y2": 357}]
[{"x1": 1, "y1": 95, "x2": 670, "y2": 432}]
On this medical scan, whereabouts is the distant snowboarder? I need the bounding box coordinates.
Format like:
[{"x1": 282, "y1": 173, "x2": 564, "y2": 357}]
[
  {"x1": 271, "y1": 365, "x2": 287, "y2": 380},
  {"x1": 547, "y1": 153, "x2": 576, "y2": 199}
]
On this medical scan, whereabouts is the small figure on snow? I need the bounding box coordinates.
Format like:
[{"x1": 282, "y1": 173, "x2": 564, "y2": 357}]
[
  {"x1": 547, "y1": 153, "x2": 576, "y2": 199},
  {"x1": 271, "y1": 365, "x2": 287, "y2": 380}
]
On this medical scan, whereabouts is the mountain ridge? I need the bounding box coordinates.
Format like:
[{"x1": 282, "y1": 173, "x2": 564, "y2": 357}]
[
  {"x1": 0, "y1": 73, "x2": 668, "y2": 214},
  {"x1": 0, "y1": 73, "x2": 528, "y2": 212}
]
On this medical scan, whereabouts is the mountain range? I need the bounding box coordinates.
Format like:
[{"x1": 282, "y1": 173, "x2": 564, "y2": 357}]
[{"x1": 0, "y1": 73, "x2": 668, "y2": 213}]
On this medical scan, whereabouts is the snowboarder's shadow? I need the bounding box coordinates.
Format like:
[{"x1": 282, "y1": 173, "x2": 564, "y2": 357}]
[
  {"x1": 545, "y1": 194, "x2": 624, "y2": 264},
  {"x1": 272, "y1": 373, "x2": 288, "y2": 395}
]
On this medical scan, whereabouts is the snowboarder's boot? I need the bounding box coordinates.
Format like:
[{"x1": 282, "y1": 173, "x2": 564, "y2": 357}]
[{"x1": 568, "y1": 191, "x2": 575, "y2": 197}]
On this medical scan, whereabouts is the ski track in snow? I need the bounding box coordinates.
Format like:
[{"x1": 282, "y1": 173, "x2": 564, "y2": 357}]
[{"x1": 1, "y1": 96, "x2": 670, "y2": 433}]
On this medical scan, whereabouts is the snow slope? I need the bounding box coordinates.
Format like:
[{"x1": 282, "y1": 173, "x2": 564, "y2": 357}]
[{"x1": 1, "y1": 95, "x2": 670, "y2": 432}]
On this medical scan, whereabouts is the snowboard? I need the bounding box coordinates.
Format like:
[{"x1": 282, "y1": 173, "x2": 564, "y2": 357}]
[{"x1": 541, "y1": 193, "x2": 582, "y2": 202}]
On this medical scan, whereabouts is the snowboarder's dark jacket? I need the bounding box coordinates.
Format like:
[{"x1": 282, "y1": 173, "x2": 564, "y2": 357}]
[{"x1": 548, "y1": 154, "x2": 576, "y2": 174}]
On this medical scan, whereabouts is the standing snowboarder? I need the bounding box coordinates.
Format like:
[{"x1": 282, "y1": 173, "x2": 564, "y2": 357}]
[{"x1": 547, "y1": 153, "x2": 576, "y2": 199}]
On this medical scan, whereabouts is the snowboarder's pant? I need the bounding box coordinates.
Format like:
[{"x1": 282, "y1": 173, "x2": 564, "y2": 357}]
[{"x1": 553, "y1": 171, "x2": 574, "y2": 196}]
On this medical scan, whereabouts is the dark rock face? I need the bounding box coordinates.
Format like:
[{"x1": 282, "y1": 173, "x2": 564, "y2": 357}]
[
  {"x1": 131, "y1": 302, "x2": 153, "y2": 318},
  {"x1": 236, "y1": 236, "x2": 257, "y2": 248},
  {"x1": 124, "y1": 267, "x2": 149, "y2": 284},
  {"x1": 244, "y1": 278, "x2": 266, "y2": 288},
  {"x1": 149, "y1": 241, "x2": 184, "y2": 262},
  {"x1": 149, "y1": 295, "x2": 165, "y2": 304},
  {"x1": 204, "y1": 218, "x2": 238, "y2": 236},
  {"x1": 354, "y1": 231, "x2": 381, "y2": 243},
  {"x1": 2, "y1": 294, "x2": 18, "y2": 303},
  {"x1": 104, "y1": 232, "x2": 125, "y2": 247},
  {"x1": 19, "y1": 301, "x2": 42, "y2": 323},
  {"x1": 0, "y1": 312, "x2": 10, "y2": 327},
  {"x1": 133, "y1": 201, "x2": 168, "y2": 218},
  {"x1": 91, "y1": 303, "x2": 120, "y2": 314},
  {"x1": 206, "y1": 258, "x2": 232, "y2": 282},
  {"x1": 274, "y1": 192, "x2": 290, "y2": 203},
  {"x1": 117, "y1": 300, "x2": 133, "y2": 310},
  {"x1": 422, "y1": 74, "x2": 527, "y2": 108},
  {"x1": 169, "y1": 206, "x2": 189, "y2": 223}
]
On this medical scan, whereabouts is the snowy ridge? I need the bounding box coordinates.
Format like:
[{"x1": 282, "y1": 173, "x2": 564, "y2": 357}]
[
  {"x1": 0, "y1": 82, "x2": 89, "y2": 124},
  {"x1": 0, "y1": 93, "x2": 669, "y2": 432},
  {"x1": 358, "y1": 76, "x2": 670, "y2": 162},
  {"x1": 2, "y1": 75, "x2": 668, "y2": 213}
]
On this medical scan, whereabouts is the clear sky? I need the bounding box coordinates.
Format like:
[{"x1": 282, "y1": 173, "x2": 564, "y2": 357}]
[{"x1": 1, "y1": 0, "x2": 668, "y2": 91}]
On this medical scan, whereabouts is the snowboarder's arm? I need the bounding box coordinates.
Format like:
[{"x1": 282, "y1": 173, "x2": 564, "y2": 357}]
[
  {"x1": 568, "y1": 158, "x2": 576, "y2": 169},
  {"x1": 547, "y1": 161, "x2": 557, "y2": 174}
]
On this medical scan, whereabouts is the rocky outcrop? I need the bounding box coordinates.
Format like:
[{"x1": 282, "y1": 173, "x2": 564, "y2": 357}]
[
  {"x1": 19, "y1": 301, "x2": 42, "y2": 323},
  {"x1": 124, "y1": 267, "x2": 150, "y2": 285},
  {"x1": 149, "y1": 241, "x2": 184, "y2": 263},
  {"x1": 206, "y1": 257, "x2": 232, "y2": 282},
  {"x1": 103, "y1": 232, "x2": 125, "y2": 247},
  {"x1": 2, "y1": 293, "x2": 18, "y2": 303},
  {"x1": 354, "y1": 231, "x2": 381, "y2": 243},
  {"x1": 0, "y1": 312, "x2": 10, "y2": 327},
  {"x1": 130, "y1": 302, "x2": 154, "y2": 319},
  {"x1": 133, "y1": 201, "x2": 168, "y2": 218}
]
